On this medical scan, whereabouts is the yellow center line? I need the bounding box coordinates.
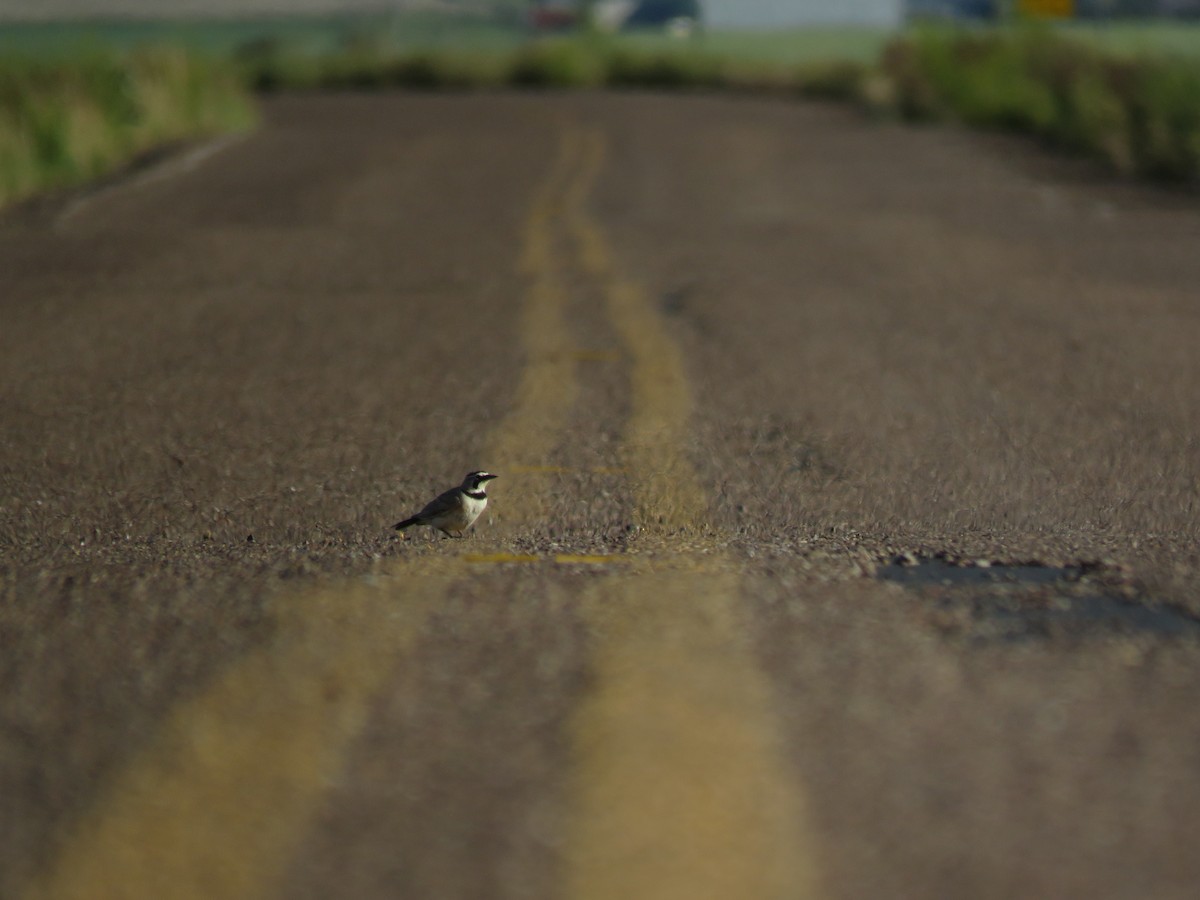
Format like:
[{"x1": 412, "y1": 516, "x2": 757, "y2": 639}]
[
  {"x1": 566, "y1": 128, "x2": 708, "y2": 534},
  {"x1": 553, "y1": 554, "x2": 626, "y2": 566},
  {"x1": 462, "y1": 552, "x2": 542, "y2": 564},
  {"x1": 568, "y1": 571, "x2": 818, "y2": 900},
  {"x1": 487, "y1": 126, "x2": 588, "y2": 531},
  {"x1": 571, "y1": 349, "x2": 621, "y2": 362},
  {"x1": 463, "y1": 552, "x2": 629, "y2": 566},
  {"x1": 561, "y1": 127, "x2": 824, "y2": 900},
  {"x1": 22, "y1": 559, "x2": 461, "y2": 900}
]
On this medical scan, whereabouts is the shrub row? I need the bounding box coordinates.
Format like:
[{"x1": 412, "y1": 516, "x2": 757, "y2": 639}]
[
  {"x1": 241, "y1": 30, "x2": 1199, "y2": 185},
  {"x1": 238, "y1": 38, "x2": 869, "y2": 102},
  {"x1": 877, "y1": 28, "x2": 1200, "y2": 184},
  {"x1": 0, "y1": 49, "x2": 255, "y2": 209}
]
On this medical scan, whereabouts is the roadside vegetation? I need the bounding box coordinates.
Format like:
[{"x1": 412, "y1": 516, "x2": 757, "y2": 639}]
[
  {"x1": 0, "y1": 49, "x2": 254, "y2": 208},
  {"x1": 235, "y1": 35, "x2": 866, "y2": 100},
  {"x1": 879, "y1": 27, "x2": 1200, "y2": 184},
  {"x1": 237, "y1": 25, "x2": 1200, "y2": 185},
  {"x1": 1, "y1": 15, "x2": 1198, "y2": 212}
]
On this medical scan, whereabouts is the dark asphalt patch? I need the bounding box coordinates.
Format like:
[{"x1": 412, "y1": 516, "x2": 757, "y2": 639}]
[
  {"x1": 879, "y1": 558, "x2": 1200, "y2": 643},
  {"x1": 879, "y1": 557, "x2": 1077, "y2": 587}
]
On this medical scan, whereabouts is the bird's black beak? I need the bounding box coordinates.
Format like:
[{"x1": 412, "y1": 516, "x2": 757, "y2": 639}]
[{"x1": 483, "y1": 473, "x2": 499, "y2": 481}]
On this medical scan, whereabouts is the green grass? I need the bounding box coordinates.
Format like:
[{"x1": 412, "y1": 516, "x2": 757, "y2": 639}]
[
  {"x1": 0, "y1": 14, "x2": 889, "y2": 64},
  {"x1": 0, "y1": 49, "x2": 255, "y2": 208},
  {"x1": 878, "y1": 26, "x2": 1200, "y2": 184},
  {"x1": 0, "y1": 11, "x2": 524, "y2": 59},
  {"x1": 617, "y1": 26, "x2": 891, "y2": 65},
  {"x1": 1063, "y1": 22, "x2": 1200, "y2": 61},
  {"x1": 233, "y1": 34, "x2": 876, "y2": 103}
]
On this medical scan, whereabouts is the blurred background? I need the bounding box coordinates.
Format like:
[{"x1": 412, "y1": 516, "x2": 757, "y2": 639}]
[
  {"x1": 1, "y1": 0, "x2": 1199, "y2": 210},
  {"x1": 4, "y1": 0, "x2": 1200, "y2": 60}
]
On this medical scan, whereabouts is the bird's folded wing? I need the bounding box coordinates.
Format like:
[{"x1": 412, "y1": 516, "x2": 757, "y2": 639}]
[{"x1": 416, "y1": 487, "x2": 462, "y2": 520}]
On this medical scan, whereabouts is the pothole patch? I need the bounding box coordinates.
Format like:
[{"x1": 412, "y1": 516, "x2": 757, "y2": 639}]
[
  {"x1": 878, "y1": 556, "x2": 1200, "y2": 643},
  {"x1": 878, "y1": 557, "x2": 1076, "y2": 588}
]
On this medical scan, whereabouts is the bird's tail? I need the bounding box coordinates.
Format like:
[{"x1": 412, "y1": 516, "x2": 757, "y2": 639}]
[{"x1": 393, "y1": 517, "x2": 418, "y2": 531}]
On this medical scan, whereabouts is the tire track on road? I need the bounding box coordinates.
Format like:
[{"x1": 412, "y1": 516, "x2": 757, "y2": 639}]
[
  {"x1": 563, "y1": 129, "x2": 708, "y2": 533},
  {"x1": 486, "y1": 126, "x2": 586, "y2": 532}
]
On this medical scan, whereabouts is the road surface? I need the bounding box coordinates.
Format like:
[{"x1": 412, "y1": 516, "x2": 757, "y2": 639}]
[{"x1": 3, "y1": 92, "x2": 1199, "y2": 900}]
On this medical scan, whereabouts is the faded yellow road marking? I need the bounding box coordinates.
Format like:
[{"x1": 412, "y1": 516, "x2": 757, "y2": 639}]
[
  {"x1": 563, "y1": 127, "x2": 822, "y2": 900},
  {"x1": 488, "y1": 126, "x2": 587, "y2": 530},
  {"x1": 571, "y1": 349, "x2": 620, "y2": 363},
  {"x1": 564, "y1": 128, "x2": 612, "y2": 277},
  {"x1": 463, "y1": 553, "x2": 627, "y2": 566},
  {"x1": 23, "y1": 560, "x2": 459, "y2": 900},
  {"x1": 568, "y1": 571, "x2": 818, "y2": 900},
  {"x1": 463, "y1": 552, "x2": 541, "y2": 565},
  {"x1": 553, "y1": 554, "x2": 626, "y2": 566},
  {"x1": 608, "y1": 276, "x2": 709, "y2": 530},
  {"x1": 567, "y1": 128, "x2": 708, "y2": 532}
]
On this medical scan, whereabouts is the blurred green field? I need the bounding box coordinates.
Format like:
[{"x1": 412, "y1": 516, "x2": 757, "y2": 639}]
[
  {"x1": 0, "y1": 14, "x2": 895, "y2": 65},
  {"x1": 1065, "y1": 21, "x2": 1200, "y2": 60},
  {"x1": 0, "y1": 15, "x2": 381, "y2": 58},
  {"x1": 0, "y1": 13, "x2": 528, "y2": 59},
  {"x1": 0, "y1": 12, "x2": 523, "y2": 59},
  {"x1": 605, "y1": 27, "x2": 891, "y2": 64},
  {"x1": 4, "y1": 12, "x2": 1200, "y2": 64}
]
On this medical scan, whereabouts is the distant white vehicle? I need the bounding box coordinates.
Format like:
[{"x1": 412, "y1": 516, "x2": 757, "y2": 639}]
[
  {"x1": 664, "y1": 15, "x2": 697, "y2": 37},
  {"x1": 593, "y1": 0, "x2": 637, "y2": 31},
  {"x1": 530, "y1": 0, "x2": 701, "y2": 34}
]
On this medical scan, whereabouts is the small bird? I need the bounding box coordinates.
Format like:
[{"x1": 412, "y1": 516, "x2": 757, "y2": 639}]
[{"x1": 393, "y1": 471, "x2": 498, "y2": 538}]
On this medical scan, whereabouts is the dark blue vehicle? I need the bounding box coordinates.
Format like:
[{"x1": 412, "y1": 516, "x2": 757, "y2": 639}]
[
  {"x1": 624, "y1": 0, "x2": 703, "y2": 29},
  {"x1": 907, "y1": 0, "x2": 1001, "y2": 19}
]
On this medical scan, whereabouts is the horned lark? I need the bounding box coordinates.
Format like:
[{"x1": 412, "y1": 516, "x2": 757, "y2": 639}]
[{"x1": 393, "y1": 471, "x2": 498, "y2": 538}]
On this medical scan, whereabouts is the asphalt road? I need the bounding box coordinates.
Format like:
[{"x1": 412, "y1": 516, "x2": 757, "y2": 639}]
[{"x1": 2, "y1": 92, "x2": 1199, "y2": 900}]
